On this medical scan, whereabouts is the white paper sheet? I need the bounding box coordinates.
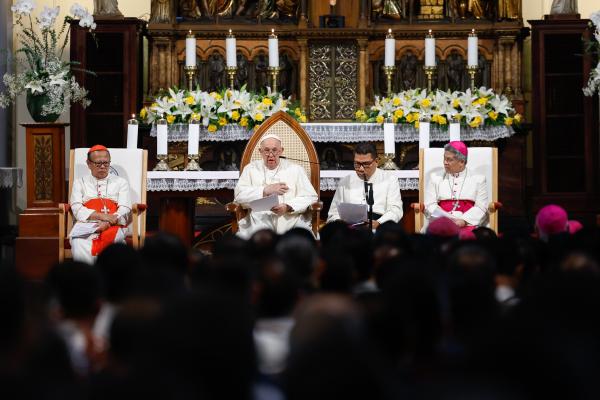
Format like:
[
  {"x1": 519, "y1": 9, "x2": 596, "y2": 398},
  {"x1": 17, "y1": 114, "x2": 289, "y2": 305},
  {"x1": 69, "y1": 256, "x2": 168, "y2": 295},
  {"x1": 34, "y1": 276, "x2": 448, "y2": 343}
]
[
  {"x1": 69, "y1": 222, "x2": 99, "y2": 239},
  {"x1": 248, "y1": 194, "x2": 280, "y2": 212},
  {"x1": 338, "y1": 202, "x2": 368, "y2": 224}
]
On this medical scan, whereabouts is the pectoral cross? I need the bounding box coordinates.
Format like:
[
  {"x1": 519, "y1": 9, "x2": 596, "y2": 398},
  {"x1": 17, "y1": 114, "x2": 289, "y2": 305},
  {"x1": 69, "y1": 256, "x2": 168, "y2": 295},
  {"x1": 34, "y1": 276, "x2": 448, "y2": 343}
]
[{"x1": 101, "y1": 205, "x2": 110, "y2": 214}]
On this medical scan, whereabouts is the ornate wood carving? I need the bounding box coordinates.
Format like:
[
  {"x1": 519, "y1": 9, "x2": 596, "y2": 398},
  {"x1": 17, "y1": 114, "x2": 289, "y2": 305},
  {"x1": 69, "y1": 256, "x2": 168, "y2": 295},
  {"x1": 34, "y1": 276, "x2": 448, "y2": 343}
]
[{"x1": 33, "y1": 135, "x2": 53, "y2": 202}]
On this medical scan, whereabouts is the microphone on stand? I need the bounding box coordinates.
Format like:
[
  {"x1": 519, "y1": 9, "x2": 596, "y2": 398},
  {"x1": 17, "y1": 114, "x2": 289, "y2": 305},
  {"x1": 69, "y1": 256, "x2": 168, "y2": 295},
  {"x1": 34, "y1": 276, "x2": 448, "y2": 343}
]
[
  {"x1": 279, "y1": 155, "x2": 321, "y2": 165},
  {"x1": 367, "y1": 182, "x2": 374, "y2": 231}
]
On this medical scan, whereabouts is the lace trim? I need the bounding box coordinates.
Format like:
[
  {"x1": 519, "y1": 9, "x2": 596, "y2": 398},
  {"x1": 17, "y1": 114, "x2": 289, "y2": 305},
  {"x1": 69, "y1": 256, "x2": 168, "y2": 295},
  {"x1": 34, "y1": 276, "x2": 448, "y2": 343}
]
[
  {"x1": 149, "y1": 123, "x2": 514, "y2": 143},
  {"x1": 0, "y1": 168, "x2": 23, "y2": 189}
]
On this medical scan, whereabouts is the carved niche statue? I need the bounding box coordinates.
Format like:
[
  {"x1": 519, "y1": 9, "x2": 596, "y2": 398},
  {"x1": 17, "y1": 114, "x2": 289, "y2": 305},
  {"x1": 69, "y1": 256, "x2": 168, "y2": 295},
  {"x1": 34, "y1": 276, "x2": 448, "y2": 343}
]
[
  {"x1": 257, "y1": 0, "x2": 300, "y2": 20},
  {"x1": 371, "y1": 0, "x2": 405, "y2": 20},
  {"x1": 497, "y1": 0, "x2": 520, "y2": 20},
  {"x1": 550, "y1": 0, "x2": 578, "y2": 15},
  {"x1": 94, "y1": 0, "x2": 123, "y2": 17},
  {"x1": 235, "y1": 53, "x2": 249, "y2": 88},
  {"x1": 150, "y1": 0, "x2": 174, "y2": 23},
  {"x1": 453, "y1": 0, "x2": 494, "y2": 20},
  {"x1": 208, "y1": 51, "x2": 226, "y2": 90},
  {"x1": 445, "y1": 51, "x2": 465, "y2": 91},
  {"x1": 398, "y1": 52, "x2": 418, "y2": 90}
]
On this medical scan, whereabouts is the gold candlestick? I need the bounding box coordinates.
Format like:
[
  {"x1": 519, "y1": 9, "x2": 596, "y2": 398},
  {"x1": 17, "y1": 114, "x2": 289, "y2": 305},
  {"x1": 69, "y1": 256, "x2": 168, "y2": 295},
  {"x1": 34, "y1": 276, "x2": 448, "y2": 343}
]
[
  {"x1": 185, "y1": 154, "x2": 201, "y2": 171},
  {"x1": 423, "y1": 66, "x2": 436, "y2": 92},
  {"x1": 268, "y1": 66, "x2": 282, "y2": 93},
  {"x1": 154, "y1": 154, "x2": 170, "y2": 171},
  {"x1": 380, "y1": 153, "x2": 399, "y2": 170},
  {"x1": 467, "y1": 65, "x2": 478, "y2": 91},
  {"x1": 184, "y1": 65, "x2": 198, "y2": 91},
  {"x1": 383, "y1": 66, "x2": 396, "y2": 96},
  {"x1": 225, "y1": 66, "x2": 237, "y2": 89}
]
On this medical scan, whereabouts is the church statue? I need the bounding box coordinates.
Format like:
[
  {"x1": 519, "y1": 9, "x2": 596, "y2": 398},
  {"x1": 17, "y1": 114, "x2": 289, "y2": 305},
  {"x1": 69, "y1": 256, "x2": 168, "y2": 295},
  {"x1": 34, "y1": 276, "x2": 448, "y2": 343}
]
[
  {"x1": 200, "y1": 0, "x2": 234, "y2": 18},
  {"x1": 468, "y1": 0, "x2": 486, "y2": 19},
  {"x1": 497, "y1": 0, "x2": 520, "y2": 20},
  {"x1": 179, "y1": 0, "x2": 202, "y2": 19},
  {"x1": 257, "y1": 0, "x2": 300, "y2": 20},
  {"x1": 372, "y1": 0, "x2": 404, "y2": 20},
  {"x1": 208, "y1": 52, "x2": 226, "y2": 91},
  {"x1": 550, "y1": 0, "x2": 578, "y2": 15},
  {"x1": 235, "y1": 53, "x2": 249, "y2": 88},
  {"x1": 446, "y1": 51, "x2": 465, "y2": 91},
  {"x1": 150, "y1": 0, "x2": 174, "y2": 23},
  {"x1": 94, "y1": 0, "x2": 123, "y2": 17}
]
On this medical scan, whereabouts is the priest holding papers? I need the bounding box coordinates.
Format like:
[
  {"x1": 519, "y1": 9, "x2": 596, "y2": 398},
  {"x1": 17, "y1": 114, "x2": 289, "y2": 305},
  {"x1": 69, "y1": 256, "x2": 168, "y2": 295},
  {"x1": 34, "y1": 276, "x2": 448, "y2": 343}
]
[
  {"x1": 70, "y1": 145, "x2": 132, "y2": 264},
  {"x1": 423, "y1": 141, "x2": 488, "y2": 231},
  {"x1": 234, "y1": 134, "x2": 318, "y2": 239},
  {"x1": 327, "y1": 142, "x2": 403, "y2": 229}
]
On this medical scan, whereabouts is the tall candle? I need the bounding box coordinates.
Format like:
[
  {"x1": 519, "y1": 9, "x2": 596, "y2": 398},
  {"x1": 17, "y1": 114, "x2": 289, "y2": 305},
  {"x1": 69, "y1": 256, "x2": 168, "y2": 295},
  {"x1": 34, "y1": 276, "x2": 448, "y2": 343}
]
[
  {"x1": 449, "y1": 122, "x2": 461, "y2": 141},
  {"x1": 126, "y1": 114, "x2": 138, "y2": 149},
  {"x1": 425, "y1": 30, "x2": 436, "y2": 67},
  {"x1": 157, "y1": 120, "x2": 168, "y2": 155},
  {"x1": 468, "y1": 29, "x2": 478, "y2": 67},
  {"x1": 419, "y1": 121, "x2": 430, "y2": 149},
  {"x1": 268, "y1": 29, "x2": 279, "y2": 68},
  {"x1": 185, "y1": 30, "x2": 196, "y2": 67},
  {"x1": 383, "y1": 123, "x2": 395, "y2": 154},
  {"x1": 188, "y1": 122, "x2": 199, "y2": 155},
  {"x1": 384, "y1": 29, "x2": 395, "y2": 67},
  {"x1": 226, "y1": 29, "x2": 237, "y2": 67}
]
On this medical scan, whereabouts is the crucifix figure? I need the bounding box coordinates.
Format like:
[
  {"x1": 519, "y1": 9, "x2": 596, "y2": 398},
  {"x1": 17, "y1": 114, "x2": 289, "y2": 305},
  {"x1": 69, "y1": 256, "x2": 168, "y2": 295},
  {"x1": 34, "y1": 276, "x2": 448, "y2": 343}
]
[{"x1": 101, "y1": 204, "x2": 110, "y2": 214}]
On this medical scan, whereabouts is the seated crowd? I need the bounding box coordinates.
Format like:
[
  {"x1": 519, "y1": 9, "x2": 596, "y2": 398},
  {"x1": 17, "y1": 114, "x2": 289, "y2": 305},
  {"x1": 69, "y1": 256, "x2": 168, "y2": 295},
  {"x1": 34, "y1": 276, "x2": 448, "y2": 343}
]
[{"x1": 1, "y1": 203, "x2": 599, "y2": 400}]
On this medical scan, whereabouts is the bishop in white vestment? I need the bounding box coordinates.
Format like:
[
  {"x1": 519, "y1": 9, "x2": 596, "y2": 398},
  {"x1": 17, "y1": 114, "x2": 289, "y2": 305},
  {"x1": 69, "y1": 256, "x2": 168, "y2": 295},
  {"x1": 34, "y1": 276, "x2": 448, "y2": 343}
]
[
  {"x1": 70, "y1": 145, "x2": 132, "y2": 264},
  {"x1": 423, "y1": 141, "x2": 488, "y2": 231},
  {"x1": 234, "y1": 134, "x2": 318, "y2": 239}
]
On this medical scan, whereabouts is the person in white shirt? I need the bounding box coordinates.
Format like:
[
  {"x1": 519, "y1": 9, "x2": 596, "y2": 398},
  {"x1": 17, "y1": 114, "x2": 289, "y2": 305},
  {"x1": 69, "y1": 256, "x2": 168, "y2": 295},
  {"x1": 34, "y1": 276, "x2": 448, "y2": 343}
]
[
  {"x1": 70, "y1": 145, "x2": 132, "y2": 264},
  {"x1": 234, "y1": 134, "x2": 318, "y2": 239},
  {"x1": 327, "y1": 142, "x2": 403, "y2": 229}
]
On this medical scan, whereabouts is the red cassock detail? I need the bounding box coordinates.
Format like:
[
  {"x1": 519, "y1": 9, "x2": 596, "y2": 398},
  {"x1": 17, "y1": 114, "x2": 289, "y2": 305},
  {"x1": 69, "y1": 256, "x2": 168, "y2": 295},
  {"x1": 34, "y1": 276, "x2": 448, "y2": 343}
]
[{"x1": 84, "y1": 198, "x2": 121, "y2": 256}]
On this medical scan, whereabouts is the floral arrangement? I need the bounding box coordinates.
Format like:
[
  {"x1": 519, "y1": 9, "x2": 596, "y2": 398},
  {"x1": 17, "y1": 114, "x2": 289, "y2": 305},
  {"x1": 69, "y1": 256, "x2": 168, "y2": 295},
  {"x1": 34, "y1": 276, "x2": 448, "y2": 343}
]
[
  {"x1": 354, "y1": 87, "x2": 521, "y2": 129},
  {"x1": 0, "y1": 1, "x2": 96, "y2": 116},
  {"x1": 140, "y1": 86, "x2": 307, "y2": 132},
  {"x1": 583, "y1": 11, "x2": 600, "y2": 97}
]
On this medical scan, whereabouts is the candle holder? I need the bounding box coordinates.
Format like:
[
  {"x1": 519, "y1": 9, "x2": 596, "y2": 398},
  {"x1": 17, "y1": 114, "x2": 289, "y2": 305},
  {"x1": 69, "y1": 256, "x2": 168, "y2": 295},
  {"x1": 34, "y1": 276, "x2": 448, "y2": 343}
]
[
  {"x1": 382, "y1": 66, "x2": 396, "y2": 96},
  {"x1": 268, "y1": 66, "x2": 282, "y2": 93},
  {"x1": 423, "y1": 66, "x2": 437, "y2": 92},
  {"x1": 184, "y1": 65, "x2": 198, "y2": 91},
  {"x1": 380, "y1": 153, "x2": 399, "y2": 170},
  {"x1": 185, "y1": 154, "x2": 202, "y2": 171},
  {"x1": 467, "y1": 65, "x2": 479, "y2": 91},
  {"x1": 153, "y1": 154, "x2": 170, "y2": 171},
  {"x1": 225, "y1": 66, "x2": 237, "y2": 89}
]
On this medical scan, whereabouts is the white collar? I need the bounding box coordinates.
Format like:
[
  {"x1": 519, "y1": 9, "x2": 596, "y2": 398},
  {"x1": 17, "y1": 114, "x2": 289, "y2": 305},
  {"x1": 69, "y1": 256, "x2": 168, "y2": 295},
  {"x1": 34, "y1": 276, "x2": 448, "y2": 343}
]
[{"x1": 449, "y1": 169, "x2": 467, "y2": 179}]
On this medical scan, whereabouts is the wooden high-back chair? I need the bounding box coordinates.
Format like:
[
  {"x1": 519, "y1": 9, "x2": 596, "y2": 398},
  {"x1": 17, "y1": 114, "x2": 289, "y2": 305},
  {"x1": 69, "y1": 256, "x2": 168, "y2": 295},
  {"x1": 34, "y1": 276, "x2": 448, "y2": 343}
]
[
  {"x1": 58, "y1": 148, "x2": 148, "y2": 262},
  {"x1": 226, "y1": 111, "x2": 322, "y2": 236},
  {"x1": 412, "y1": 147, "x2": 501, "y2": 233}
]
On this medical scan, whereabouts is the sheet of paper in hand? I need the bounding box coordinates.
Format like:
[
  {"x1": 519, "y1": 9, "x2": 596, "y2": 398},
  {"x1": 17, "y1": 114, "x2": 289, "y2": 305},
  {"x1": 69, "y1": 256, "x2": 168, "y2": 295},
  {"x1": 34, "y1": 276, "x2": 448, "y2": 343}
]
[
  {"x1": 338, "y1": 202, "x2": 368, "y2": 224},
  {"x1": 69, "y1": 222, "x2": 99, "y2": 239},
  {"x1": 248, "y1": 194, "x2": 280, "y2": 212}
]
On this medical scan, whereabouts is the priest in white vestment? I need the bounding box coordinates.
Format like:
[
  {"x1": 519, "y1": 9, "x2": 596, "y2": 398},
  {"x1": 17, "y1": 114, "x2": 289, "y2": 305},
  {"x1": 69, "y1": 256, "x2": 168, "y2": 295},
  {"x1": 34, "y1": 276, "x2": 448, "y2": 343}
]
[
  {"x1": 423, "y1": 141, "x2": 488, "y2": 232},
  {"x1": 234, "y1": 134, "x2": 318, "y2": 239},
  {"x1": 70, "y1": 145, "x2": 132, "y2": 264},
  {"x1": 327, "y1": 142, "x2": 403, "y2": 229}
]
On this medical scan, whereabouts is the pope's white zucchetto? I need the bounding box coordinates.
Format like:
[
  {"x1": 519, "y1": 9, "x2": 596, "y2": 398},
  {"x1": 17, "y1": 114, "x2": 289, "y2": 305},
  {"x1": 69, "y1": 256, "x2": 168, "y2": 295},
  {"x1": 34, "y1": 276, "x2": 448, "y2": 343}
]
[{"x1": 260, "y1": 133, "x2": 283, "y2": 145}]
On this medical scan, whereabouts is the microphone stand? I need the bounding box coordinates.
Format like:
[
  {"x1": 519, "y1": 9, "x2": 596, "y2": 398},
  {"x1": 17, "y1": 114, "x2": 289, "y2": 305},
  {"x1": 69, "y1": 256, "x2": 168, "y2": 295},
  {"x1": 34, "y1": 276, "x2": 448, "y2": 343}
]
[{"x1": 365, "y1": 181, "x2": 374, "y2": 231}]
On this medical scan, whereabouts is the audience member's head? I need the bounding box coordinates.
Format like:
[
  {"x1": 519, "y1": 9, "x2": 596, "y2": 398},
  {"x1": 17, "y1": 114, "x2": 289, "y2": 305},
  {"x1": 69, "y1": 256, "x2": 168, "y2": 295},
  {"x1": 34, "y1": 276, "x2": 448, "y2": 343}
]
[
  {"x1": 535, "y1": 204, "x2": 568, "y2": 240},
  {"x1": 427, "y1": 217, "x2": 460, "y2": 238},
  {"x1": 47, "y1": 261, "x2": 101, "y2": 320},
  {"x1": 567, "y1": 219, "x2": 583, "y2": 234},
  {"x1": 96, "y1": 243, "x2": 142, "y2": 303}
]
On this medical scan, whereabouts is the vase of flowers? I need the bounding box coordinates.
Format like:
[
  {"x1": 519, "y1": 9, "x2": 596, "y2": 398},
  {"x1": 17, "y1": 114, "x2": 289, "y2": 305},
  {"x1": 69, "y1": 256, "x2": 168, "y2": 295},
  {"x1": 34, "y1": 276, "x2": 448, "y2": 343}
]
[
  {"x1": 583, "y1": 11, "x2": 600, "y2": 97},
  {"x1": 0, "y1": 1, "x2": 96, "y2": 122}
]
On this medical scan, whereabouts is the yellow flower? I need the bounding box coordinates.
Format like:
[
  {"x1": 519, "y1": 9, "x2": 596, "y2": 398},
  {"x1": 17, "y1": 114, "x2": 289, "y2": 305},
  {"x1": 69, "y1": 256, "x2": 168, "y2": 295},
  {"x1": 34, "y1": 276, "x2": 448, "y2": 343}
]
[
  {"x1": 167, "y1": 97, "x2": 175, "y2": 104},
  {"x1": 185, "y1": 96, "x2": 195, "y2": 105},
  {"x1": 139, "y1": 108, "x2": 147, "y2": 119},
  {"x1": 473, "y1": 97, "x2": 488, "y2": 106},
  {"x1": 514, "y1": 113, "x2": 522, "y2": 123},
  {"x1": 406, "y1": 113, "x2": 414, "y2": 123},
  {"x1": 190, "y1": 113, "x2": 200, "y2": 122},
  {"x1": 376, "y1": 115, "x2": 385, "y2": 124},
  {"x1": 392, "y1": 97, "x2": 401, "y2": 106},
  {"x1": 281, "y1": 100, "x2": 287, "y2": 108},
  {"x1": 452, "y1": 99, "x2": 460, "y2": 108},
  {"x1": 414, "y1": 121, "x2": 420, "y2": 129},
  {"x1": 254, "y1": 113, "x2": 265, "y2": 122},
  {"x1": 391, "y1": 116, "x2": 398, "y2": 123},
  {"x1": 295, "y1": 107, "x2": 303, "y2": 117},
  {"x1": 488, "y1": 111, "x2": 498, "y2": 121},
  {"x1": 151, "y1": 102, "x2": 158, "y2": 108},
  {"x1": 432, "y1": 114, "x2": 447, "y2": 125},
  {"x1": 355, "y1": 110, "x2": 366, "y2": 121},
  {"x1": 469, "y1": 116, "x2": 483, "y2": 128},
  {"x1": 504, "y1": 117, "x2": 514, "y2": 126},
  {"x1": 231, "y1": 110, "x2": 240, "y2": 121},
  {"x1": 218, "y1": 117, "x2": 227, "y2": 126},
  {"x1": 210, "y1": 92, "x2": 222, "y2": 101},
  {"x1": 166, "y1": 115, "x2": 175, "y2": 124},
  {"x1": 262, "y1": 97, "x2": 273, "y2": 106},
  {"x1": 299, "y1": 115, "x2": 307, "y2": 123},
  {"x1": 240, "y1": 117, "x2": 249, "y2": 127},
  {"x1": 393, "y1": 109, "x2": 404, "y2": 119},
  {"x1": 208, "y1": 124, "x2": 217, "y2": 132},
  {"x1": 420, "y1": 98, "x2": 432, "y2": 108},
  {"x1": 454, "y1": 113, "x2": 463, "y2": 121}
]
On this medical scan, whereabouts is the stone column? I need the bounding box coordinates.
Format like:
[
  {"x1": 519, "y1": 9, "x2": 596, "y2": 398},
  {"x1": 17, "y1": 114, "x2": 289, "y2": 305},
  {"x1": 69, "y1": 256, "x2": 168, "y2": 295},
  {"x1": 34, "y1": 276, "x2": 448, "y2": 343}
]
[
  {"x1": 298, "y1": 38, "x2": 309, "y2": 113},
  {"x1": 357, "y1": 38, "x2": 369, "y2": 109}
]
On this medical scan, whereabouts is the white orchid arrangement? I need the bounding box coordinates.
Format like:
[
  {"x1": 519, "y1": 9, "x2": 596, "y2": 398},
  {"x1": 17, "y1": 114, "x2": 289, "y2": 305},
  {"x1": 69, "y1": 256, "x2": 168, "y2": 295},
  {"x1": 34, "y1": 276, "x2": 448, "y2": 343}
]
[
  {"x1": 0, "y1": 1, "x2": 96, "y2": 116},
  {"x1": 140, "y1": 85, "x2": 307, "y2": 132},
  {"x1": 583, "y1": 11, "x2": 600, "y2": 97},
  {"x1": 355, "y1": 87, "x2": 521, "y2": 129}
]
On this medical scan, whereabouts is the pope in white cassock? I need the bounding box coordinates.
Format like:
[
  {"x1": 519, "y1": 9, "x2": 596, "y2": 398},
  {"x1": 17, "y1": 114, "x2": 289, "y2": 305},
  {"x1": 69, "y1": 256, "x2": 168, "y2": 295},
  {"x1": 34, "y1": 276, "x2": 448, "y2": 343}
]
[
  {"x1": 327, "y1": 142, "x2": 403, "y2": 229},
  {"x1": 423, "y1": 141, "x2": 488, "y2": 232},
  {"x1": 234, "y1": 134, "x2": 318, "y2": 239},
  {"x1": 70, "y1": 145, "x2": 132, "y2": 264}
]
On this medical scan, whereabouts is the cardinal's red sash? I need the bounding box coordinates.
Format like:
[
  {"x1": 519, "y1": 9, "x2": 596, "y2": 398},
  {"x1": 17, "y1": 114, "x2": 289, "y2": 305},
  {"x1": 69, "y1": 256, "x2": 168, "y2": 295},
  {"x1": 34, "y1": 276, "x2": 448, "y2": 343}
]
[{"x1": 84, "y1": 198, "x2": 121, "y2": 256}]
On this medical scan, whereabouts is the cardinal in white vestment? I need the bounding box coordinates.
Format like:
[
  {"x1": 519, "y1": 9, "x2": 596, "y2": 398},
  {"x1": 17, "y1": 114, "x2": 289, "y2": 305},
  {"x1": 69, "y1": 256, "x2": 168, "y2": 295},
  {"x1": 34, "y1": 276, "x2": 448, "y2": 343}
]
[
  {"x1": 423, "y1": 141, "x2": 488, "y2": 232},
  {"x1": 327, "y1": 142, "x2": 403, "y2": 229},
  {"x1": 234, "y1": 134, "x2": 318, "y2": 239},
  {"x1": 70, "y1": 145, "x2": 132, "y2": 264}
]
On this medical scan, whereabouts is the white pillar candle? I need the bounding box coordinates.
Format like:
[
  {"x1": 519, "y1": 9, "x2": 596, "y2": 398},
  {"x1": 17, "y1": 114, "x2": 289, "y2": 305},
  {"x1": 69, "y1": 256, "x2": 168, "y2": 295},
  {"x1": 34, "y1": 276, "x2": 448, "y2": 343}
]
[
  {"x1": 425, "y1": 30, "x2": 436, "y2": 67},
  {"x1": 126, "y1": 114, "x2": 138, "y2": 149},
  {"x1": 418, "y1": 121, "x2": 430, "y2": 149},
  {"x1": 226, "y1": 30, "x2": 237, "y2": 67},
  {"x1": 185, "y1": 30, "x2": 196, "y2": 67},
  {"x1": 384, "y1": 29, "x2": 395, "y2": 67},
  {"x1": 449, "y1": 122, "x2": 461, "y2": 141},
  {"x1": 468, "y1": 29, "x2": 478, "y2": 67},
  {"x1": 268, "y1": 29, "x2": 279, "y2": 68},
  {"x1": 383, "y1": 123, "x2": 395, "y2": 154},
  {"x1": 188, "y1": 122, "x2": 199, "y2": 155},
  {"x1": 157, "y1": 120, "x2": 168, "y2": 155}
]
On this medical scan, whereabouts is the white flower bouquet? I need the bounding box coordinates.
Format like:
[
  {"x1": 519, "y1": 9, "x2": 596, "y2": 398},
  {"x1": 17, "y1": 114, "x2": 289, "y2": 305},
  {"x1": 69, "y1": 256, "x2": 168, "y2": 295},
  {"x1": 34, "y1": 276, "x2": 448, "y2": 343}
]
[
  {"x1": 354, "y1": 87, "x2": 521, "y2": 129},
  {"x1": 583, "y1": 11, "x2": 600, "y2": 97},
  {"x1": 140, "y1": 85, "x2": 307, "y2": 132},
  {"x1": 0, "y1": 1, "x2": 96, "y2": 119}
]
